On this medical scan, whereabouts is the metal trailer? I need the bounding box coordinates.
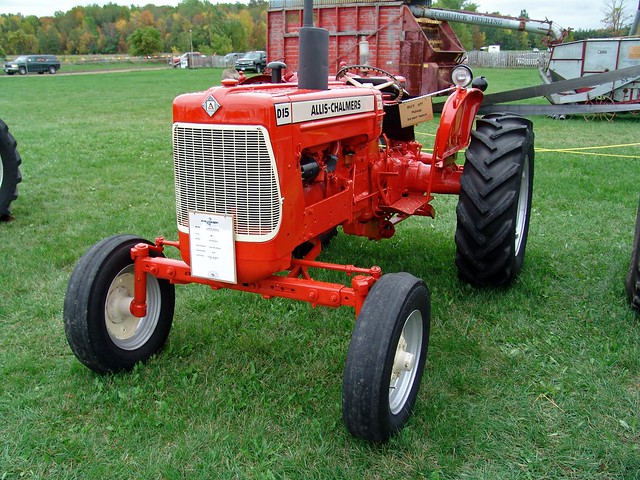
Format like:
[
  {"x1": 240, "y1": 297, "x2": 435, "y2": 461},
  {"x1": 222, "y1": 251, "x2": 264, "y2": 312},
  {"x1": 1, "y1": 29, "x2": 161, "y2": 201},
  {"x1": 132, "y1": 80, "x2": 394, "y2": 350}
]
[
  {"x1": 266, "y1": 0, "x2": 467, "y2": 96},
  {"x1": 412, "y1": 2, "x2": 640, "y2": 117},
  {"x1": 266, "y1": 0, "x2": 575, "y2": 102},
  {"x1": 540, "y1": 37, "x2": 640, "y2": 107}
]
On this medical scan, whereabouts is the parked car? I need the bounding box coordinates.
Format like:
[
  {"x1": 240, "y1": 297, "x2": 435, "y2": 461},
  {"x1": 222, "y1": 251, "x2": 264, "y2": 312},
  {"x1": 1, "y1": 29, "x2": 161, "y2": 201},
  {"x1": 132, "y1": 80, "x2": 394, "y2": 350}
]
[
  {"x1": 235, "y1": 51, "x2": 267, "y2": 73},
  {"x1": 4, "y1": 55, "x2": 60, "y2": 75},
  {"x1": 223, "y1": 52, "x2": 244, "y2": 68}
]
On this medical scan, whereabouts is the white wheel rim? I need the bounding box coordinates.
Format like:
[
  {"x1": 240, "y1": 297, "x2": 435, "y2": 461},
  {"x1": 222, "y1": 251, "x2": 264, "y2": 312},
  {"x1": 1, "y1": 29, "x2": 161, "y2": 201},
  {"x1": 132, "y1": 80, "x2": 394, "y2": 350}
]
[
  {"x1": 389, "y1": 309, "x2": 423, "y2": 415},
  {"x1": 104, "y1": 264, "x2": 162, "y2": 350},
  {"x1": 514, "y1": 154, "x2": 530, "y2": 256}
]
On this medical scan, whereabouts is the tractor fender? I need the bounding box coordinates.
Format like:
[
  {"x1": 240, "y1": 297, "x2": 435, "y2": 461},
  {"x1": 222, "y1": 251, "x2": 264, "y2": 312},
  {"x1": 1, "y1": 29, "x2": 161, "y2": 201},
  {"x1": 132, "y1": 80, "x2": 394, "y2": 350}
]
[{"x1": 432, "y1": 87, "x2": 484, "y2": 162}]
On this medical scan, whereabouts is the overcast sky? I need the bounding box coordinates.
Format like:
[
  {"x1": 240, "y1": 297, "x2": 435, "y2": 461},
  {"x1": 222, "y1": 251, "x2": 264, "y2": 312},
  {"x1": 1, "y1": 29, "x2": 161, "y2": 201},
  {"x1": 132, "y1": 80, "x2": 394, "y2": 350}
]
[
  {"x1": 474, "y1": 0, "x2": 632, "y2": 31},
  {"x1": 1, "y1": 0, "x2": 637, "y2": 31}
]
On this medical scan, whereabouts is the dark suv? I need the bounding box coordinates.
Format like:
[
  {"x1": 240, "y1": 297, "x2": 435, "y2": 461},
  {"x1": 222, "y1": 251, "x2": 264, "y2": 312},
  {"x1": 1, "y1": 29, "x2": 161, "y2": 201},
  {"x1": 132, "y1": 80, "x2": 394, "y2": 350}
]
[
  {"x1": 235, "y1": 51, "x2": 267, "y2": 73},
  {"x1": 4, "y1": 55, "x2": 61, "y2": 75}
]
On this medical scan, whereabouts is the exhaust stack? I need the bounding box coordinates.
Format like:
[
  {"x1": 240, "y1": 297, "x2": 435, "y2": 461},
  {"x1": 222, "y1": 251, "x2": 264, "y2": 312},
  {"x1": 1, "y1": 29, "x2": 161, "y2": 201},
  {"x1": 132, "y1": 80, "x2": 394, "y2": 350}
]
[{"x1": 297, "y1": 0, "x2": 329, "y2": 90}]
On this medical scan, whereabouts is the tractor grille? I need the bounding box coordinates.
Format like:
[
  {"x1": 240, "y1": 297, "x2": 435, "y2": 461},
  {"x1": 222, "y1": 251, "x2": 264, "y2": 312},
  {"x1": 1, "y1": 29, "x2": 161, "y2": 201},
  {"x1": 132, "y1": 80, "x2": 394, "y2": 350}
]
[{"x1": 173, "y1": 123, "x2": 282, "y2": 241}]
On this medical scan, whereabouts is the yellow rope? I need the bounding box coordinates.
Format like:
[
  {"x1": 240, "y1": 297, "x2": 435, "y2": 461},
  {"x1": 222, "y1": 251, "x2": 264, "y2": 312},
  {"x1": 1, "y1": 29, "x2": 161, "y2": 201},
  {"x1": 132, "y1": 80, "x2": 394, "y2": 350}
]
[
  {"x1": 538, "y1": 142, "x2": 640, "y2": 151},
  {"x1": 537, "y1": 142, "x2": 640, "y2": 159},
  {"x1": 415, "y1": 132, "x2": 640, "y2": 158},
  {"x1": 537, "y1": 150, "x2": 640, "y2": 159}
]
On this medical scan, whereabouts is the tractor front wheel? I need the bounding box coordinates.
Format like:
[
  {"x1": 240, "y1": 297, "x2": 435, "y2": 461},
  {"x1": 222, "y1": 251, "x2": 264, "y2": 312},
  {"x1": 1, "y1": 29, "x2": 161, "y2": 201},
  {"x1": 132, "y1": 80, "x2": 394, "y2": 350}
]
[
  {"x1": 342, "y1": 273, "x2": 430, "y2": 443},
  {"x1": 626, "y1": 198, "x2": 640, "y2": 311},
  {"x1": 455, "y1": 113, "x2": 535, "y2": 287},
  {"x1": 0, "y1": 119, "x2": 22, "y2": 221},
  {"x1": 64, "y1": 235, "x2": 175, "y2": 373}
]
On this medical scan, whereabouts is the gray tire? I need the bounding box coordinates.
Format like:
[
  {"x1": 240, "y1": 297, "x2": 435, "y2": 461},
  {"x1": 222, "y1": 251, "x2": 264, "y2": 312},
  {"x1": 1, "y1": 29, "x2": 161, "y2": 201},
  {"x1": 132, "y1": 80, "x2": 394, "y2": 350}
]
[
  {"x1": 342, "y1": 273, "x2": 430, "y2": 443},
  {"x1": 64, "y1": 235, "x2": 175, "y2": 373}
]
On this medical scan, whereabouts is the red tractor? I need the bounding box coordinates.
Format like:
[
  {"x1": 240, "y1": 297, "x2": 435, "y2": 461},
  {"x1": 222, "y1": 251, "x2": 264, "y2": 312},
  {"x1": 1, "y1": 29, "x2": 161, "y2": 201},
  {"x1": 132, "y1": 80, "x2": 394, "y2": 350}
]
[{"x1": 64, "y1": 2, "x2": 534, "y2": 443}]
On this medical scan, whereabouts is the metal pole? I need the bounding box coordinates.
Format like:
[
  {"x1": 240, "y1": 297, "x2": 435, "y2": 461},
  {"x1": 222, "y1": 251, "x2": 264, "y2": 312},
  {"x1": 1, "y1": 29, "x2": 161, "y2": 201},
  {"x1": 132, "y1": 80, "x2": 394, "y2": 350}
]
[
  {"x1": 630, "y1": 0, "x2": 640, "y2": 36},
  {"x1": 189, "y1": 29, "x2": 193, "y2": 68}
]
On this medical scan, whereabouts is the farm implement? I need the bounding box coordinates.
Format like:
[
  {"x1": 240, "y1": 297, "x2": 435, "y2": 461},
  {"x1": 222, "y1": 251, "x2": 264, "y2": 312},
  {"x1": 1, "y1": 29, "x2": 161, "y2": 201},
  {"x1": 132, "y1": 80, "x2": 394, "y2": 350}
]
[
  {"x1": 267, "y1": 0, "x2": 640, "y2": 119},
  {"x1": 468, "y1": 64, "x2": 640, "y2": 117}
]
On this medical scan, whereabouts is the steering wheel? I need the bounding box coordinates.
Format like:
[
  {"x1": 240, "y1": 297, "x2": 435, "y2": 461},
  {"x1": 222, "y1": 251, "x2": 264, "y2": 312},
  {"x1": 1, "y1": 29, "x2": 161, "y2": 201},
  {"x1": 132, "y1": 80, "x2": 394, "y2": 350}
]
[{"x1": 335, "y1": 65, "x2": 404, "y2": 101}]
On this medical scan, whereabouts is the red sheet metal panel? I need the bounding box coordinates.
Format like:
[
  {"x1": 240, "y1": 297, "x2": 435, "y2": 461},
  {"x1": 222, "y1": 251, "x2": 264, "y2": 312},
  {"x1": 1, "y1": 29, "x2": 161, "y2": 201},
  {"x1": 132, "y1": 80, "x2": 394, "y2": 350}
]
[{"x1": 267, "y1": 1, "x2": 466, "y2": 95}]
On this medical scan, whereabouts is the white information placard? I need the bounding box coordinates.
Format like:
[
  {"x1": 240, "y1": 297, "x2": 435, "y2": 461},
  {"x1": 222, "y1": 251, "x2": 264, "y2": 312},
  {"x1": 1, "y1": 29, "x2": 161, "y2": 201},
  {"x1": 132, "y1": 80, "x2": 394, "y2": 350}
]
[{"x1": 188, "y1": 211, "x2": 236, "y2": 283}]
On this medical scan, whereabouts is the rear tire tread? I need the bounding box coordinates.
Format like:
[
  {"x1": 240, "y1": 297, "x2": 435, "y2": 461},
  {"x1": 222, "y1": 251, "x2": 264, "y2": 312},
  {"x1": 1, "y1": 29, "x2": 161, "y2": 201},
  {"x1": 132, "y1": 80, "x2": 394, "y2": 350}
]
[{"x1": 455, "y1": 113, "x2": 535, "y2": 287}]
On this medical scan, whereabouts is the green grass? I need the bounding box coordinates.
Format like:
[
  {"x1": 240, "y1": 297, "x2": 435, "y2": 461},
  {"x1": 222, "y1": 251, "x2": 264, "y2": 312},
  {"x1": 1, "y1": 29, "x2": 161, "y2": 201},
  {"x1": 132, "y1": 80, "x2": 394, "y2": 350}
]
[
  {"x1": 1, "y1": 67, "x2": 639, "y2": 478},
  {"x1": 59, "y1": 60, "x2": 172, "y2": 73}
]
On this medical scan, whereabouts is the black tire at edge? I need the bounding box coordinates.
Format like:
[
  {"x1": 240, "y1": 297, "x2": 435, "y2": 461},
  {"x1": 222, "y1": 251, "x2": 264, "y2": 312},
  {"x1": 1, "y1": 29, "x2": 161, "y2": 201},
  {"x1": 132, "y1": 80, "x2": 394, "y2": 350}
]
[
  {"x1": 63, "y1": 234, "x2": 175, "y2": 373},
  {"x1": 625, "y1": 198, "x2": 640, "y2": 311},
  {"x1": 342, "y1": 272, "x2": 430, "y2": 443},
  {"x1": 0, "y1": 119, "x2": 22, "y2": 220}
]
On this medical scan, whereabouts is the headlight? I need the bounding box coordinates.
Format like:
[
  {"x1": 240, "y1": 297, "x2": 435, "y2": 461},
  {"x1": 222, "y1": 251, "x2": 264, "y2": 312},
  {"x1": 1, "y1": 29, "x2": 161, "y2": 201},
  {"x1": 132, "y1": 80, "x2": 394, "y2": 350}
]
[{"x1": 451, "y1": 65, "x2": 473, "y2": 87}]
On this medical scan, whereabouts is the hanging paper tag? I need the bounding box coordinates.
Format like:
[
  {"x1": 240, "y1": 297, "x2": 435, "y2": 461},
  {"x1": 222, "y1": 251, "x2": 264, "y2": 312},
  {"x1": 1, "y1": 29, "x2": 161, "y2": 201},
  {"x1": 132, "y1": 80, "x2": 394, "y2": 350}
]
[{"x1": 188, "y1": 211, "x2": 236, "y2": 283}]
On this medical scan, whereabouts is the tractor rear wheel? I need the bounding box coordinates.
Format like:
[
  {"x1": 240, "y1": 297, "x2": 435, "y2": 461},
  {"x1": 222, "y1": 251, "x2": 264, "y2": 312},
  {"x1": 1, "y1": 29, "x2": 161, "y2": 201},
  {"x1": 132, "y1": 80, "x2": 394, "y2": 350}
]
[
  {"x1": 626, "y1": 198, "x2": 640, "y2": 311},
  {"x1": 64, "y1": 235, "x2": 175, "y2": 373},
  {"x1": 342, "y1": 272, "x2": 430, "y2": 443},
  {"x1": 0, "y1": 119, "x2": 22, "y2": 221},
  {"x1": 455, "y1": 113, "x2": 534, "y2": 287}
]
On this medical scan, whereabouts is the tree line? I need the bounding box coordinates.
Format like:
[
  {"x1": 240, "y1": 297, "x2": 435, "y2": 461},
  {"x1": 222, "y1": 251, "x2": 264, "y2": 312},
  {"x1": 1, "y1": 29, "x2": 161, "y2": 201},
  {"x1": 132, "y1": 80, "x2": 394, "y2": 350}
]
[
  {"x1": 0, "y1": 0, "x2": 268, "y2": 58},
  {"x1": 0, "y1": 0, "x2": 631, "y2": 58}
]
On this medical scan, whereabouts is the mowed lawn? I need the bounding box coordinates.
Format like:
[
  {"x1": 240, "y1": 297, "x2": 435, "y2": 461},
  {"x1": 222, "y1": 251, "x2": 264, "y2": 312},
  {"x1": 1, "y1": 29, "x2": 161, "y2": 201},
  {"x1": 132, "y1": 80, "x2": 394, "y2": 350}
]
[{"x1": 0, "y1": 67, "x2": 639, "y2": 479}]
